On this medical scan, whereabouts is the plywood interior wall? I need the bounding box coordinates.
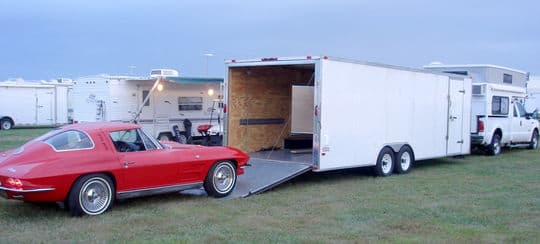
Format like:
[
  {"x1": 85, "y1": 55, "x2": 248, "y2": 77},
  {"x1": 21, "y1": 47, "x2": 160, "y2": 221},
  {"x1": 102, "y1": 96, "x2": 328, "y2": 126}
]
[{"x1": 228, "y1": 65, "x2": 314, "y2": 152}]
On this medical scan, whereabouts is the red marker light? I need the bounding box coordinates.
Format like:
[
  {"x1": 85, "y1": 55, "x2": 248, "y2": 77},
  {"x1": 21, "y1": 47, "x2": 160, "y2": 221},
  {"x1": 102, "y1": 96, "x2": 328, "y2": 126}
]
[
  {"x1": 323, "y1": 56, "x2": 328, "y2": 60},
  {"x1": 306, "y1": 56, "x2": 312, "y2": 60},
  {"x1": 223, "y1": 104, "x2": 227, "y2": 113},
  {"x1": 231, "y1": 59, "x2": 236, "y2": 63}
]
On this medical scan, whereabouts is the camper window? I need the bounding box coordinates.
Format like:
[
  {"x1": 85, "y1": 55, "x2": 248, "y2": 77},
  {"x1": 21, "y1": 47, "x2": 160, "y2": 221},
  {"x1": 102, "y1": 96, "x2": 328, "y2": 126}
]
[
  {"x1": 178, "y1": 97, "x2": 203, "y2": 111},
  {"x1": 492, "y1": 96, "x2": 509, "y2": 115},
  {"x1": 142, "y1": 90, "x2": 150, "y2": 106}
]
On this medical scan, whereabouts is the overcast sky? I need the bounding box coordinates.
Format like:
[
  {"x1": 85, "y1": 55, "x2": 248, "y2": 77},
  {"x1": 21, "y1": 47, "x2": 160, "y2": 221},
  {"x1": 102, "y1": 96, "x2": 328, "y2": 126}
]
[{"x1": 0, "y1": 0, "x2": 538, "y2": 80}]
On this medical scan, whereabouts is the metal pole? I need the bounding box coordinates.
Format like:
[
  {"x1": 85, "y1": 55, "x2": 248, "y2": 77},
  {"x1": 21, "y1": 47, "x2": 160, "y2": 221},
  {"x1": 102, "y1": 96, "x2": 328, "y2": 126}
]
[
  {"x1": 204, "y1": 53, "x2": 213, "y2": 77},
  {"x1": 132, "y1": 76, "x2": 162, "y2": 123}
]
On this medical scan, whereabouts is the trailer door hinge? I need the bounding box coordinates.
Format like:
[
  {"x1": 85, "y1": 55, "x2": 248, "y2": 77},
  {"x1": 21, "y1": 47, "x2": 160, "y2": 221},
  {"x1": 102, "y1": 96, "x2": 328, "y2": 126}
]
[
  {"x1": 459, "y1": 90, "x2": 466, "y2": 94},
  {"x1": 457, "y1": 140, "x2": 464, "y2": 144}
]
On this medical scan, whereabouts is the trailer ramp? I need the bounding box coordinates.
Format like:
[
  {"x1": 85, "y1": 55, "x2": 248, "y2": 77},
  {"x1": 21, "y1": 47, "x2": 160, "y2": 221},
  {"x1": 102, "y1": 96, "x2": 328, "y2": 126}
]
[
  {"x1": 229, "y1": 159, "x2": 312, "y2": 198},
  {"x1": 181, "y1": 150, "x2": 313, "y2": 198}
]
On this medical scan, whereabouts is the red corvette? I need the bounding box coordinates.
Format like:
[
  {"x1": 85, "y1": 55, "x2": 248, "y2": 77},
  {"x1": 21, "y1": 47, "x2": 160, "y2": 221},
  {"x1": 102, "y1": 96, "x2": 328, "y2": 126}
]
[{"x1": 0, "y1": 122, "x2": 249, "y2": 216}]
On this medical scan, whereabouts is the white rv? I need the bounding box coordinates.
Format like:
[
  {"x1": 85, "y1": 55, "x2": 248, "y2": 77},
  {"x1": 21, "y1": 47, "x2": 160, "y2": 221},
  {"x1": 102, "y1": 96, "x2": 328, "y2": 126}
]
[
  {"x1": 70, "y1": 74, "x2": 223, "y2": 141},
  {"x1": 0, "y1": 80, "x2": 71, "y2": 130},
  {"x1": 221, "y1": 56, "x2": 472, "y2": 197},
  {"x1": 471, "y1": 83, "x2": 539, "y2": 155}
]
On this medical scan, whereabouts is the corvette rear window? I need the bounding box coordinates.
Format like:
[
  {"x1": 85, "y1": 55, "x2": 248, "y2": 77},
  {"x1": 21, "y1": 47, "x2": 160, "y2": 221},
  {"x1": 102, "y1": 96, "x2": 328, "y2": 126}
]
[{"x1": 44, "y1": 130, "x2": 94, "y2": 151}]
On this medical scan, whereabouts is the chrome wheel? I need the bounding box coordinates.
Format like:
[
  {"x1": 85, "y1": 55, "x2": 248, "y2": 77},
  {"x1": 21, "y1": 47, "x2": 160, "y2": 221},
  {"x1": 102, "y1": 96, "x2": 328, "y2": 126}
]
[
  {"x1": 400, "y1": 151, "x2": 411, "y2": 171},
  {"x1": 79, "y1": 177, "x2": 112, "y2": 215},
  {"x1": 493, "y1": 141, "x2": 500, "y2": 155},
  {"x1": 381, "y1": 153, "x2": 393, "y2": 174},
  {"x1": 1, "y1": 120, "x2": 12, "y2": 130},
  {"x1": 212, "y1": 162, "x2": 235, "y2": 194}
]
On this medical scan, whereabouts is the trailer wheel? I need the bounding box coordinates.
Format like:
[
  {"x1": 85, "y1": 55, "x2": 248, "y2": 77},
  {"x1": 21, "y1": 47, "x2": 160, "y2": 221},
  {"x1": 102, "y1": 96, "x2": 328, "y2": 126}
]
[
  {"x1": 528, "y1": 130, "x2": 538, "y2": 150},
  {"x1": 395, "y1": 145, "x2": 414, "y2": 174},
  {"x1": 374, "y1": 147, "x2": 395, "y2": 177},
  {"x1": 488, "y1": 134, "x2": 501, "y2": 156},
  {"x1": 1, "y1": 118, "x2": 13, "y2": 130}
]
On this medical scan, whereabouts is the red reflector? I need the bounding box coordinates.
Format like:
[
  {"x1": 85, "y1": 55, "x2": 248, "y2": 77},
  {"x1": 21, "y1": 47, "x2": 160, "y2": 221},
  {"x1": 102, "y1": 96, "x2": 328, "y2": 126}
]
[
  {"x1": 306, "y1": 56, "x2": 312, "y2": 60},
  {"x1": 478, "y1": 120, "x2": 484, "y2": 132},
  {"x1": 231, "y1": 59, "x2": 236, "y2": 63},
  {"x1": 323, "y1": 56, "x2": 329, "y2": 60},
  {"x1": 223, "y1": 104, "x2": 227, "y2": 113},
  {"x1": 314, "y1": 105, "x2": 318, "y2": 116}
]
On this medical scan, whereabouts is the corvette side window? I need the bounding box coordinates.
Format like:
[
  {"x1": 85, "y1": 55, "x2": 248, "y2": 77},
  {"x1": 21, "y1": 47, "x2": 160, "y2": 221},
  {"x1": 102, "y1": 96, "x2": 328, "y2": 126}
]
[
  {"x1": 44, "y1": 130, "x2": 94, "y2": 151},
  {"x1": 110, "y1": 129, "x2": 147, "y2": 152}
]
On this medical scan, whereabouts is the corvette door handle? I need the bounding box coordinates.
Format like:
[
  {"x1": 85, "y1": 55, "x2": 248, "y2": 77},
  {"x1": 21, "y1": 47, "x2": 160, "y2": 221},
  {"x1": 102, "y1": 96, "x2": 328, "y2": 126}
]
[{"x1": 123, "y1": 161, "x2": 135, "y2": 168}]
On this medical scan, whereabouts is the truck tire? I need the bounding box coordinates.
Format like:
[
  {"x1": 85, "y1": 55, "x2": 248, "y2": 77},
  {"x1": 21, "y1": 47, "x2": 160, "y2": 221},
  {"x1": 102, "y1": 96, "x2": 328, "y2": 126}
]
[
  {"x1": 1, "y1": 118, "x2": 13, "y2": 130},
  {"x1": 528, "y1": 130, "x2": 538, "y2": 150},
  {"x1": 374, "y1": 147, "x2": 395, "y2": 177},
  {"x1": 395, "y1": 145, "x2": 414, "y2": 174},
  {"x1": 488, "y1": 134, "x2": 501, "y2": 156}
]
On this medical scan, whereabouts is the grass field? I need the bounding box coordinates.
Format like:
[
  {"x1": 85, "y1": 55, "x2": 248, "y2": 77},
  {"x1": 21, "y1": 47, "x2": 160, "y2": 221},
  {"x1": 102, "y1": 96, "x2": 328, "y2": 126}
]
[{"x1": 0, "y1": 128, "x2": 539, "y2": 242}]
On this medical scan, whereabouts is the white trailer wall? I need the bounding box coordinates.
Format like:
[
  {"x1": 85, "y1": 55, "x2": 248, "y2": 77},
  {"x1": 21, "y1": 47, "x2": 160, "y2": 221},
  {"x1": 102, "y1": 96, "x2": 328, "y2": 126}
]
[
  {"x1": 318, "y1": 60, "x2": 470, "y2": 170},
  {"x1": 0, "y1": 82, "x2": 69, "y2": 126}
]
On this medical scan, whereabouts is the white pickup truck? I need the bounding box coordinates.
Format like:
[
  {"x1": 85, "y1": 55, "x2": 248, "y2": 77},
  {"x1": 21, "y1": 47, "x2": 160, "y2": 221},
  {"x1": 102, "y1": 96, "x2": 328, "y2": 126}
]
[{"x1": 471, "y1": 83, "x2": 539, "y2": 155}]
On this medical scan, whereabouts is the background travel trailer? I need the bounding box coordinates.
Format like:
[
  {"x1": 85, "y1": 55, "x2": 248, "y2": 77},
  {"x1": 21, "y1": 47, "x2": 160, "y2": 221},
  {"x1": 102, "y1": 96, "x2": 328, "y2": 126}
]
[
  {"x1": 0, "y1": 80, "x2": 71, "y2": 130},
  {"x1": 424, "y1": 63, "x2": 529, "y2": 88},
  {"x1": 70, "y1": 74, "x2": 223, "y2": 141},
  {"x1": 220, "y1": 56, "x2": 472, "y2": 197}
]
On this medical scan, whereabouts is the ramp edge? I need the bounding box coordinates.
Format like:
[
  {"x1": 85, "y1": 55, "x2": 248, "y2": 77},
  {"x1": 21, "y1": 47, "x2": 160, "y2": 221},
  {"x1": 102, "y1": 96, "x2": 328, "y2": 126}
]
[{"x1": 242, "y1": 165, "x2": 312, "y2": 197}]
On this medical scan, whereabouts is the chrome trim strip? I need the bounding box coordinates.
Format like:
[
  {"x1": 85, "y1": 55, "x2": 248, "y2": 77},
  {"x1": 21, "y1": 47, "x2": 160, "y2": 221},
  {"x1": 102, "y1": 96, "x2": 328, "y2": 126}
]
[
  {"x1": 0, "y1": 186, "x2": 55, "y2": 193},
  {"x1": 116, "y1": 182, "x2": 203, "y2": 200}
]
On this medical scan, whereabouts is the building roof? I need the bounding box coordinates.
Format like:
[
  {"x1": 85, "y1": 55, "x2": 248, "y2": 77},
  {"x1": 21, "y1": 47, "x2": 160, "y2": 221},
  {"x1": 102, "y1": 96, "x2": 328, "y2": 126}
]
[{"x1": 423, "y1": 64, "x2": 528, "y2": 75}]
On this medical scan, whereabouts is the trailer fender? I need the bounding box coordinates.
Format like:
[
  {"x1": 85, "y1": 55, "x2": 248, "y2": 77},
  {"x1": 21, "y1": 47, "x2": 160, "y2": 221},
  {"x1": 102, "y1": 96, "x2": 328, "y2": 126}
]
[{"x1": 382, "y1": 143, "x2": 408, "y2": 153}]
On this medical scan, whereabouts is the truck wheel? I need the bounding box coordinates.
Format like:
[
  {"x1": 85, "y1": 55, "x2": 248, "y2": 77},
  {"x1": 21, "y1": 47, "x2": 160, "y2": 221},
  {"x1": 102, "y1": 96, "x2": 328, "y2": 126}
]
[
  {"x1": 395, "y1": 145, "x2": 414, "y2": 174},
  {"x1": 1, "y1": 119, "x2": 13, "y2": 130},
  {"x1": 528, "y1": 130, "x2": 538, "y2": 150},
  {"x1": 204, "y1": 161, "x2": 237, "y2": 198},
  {"x1": 488, "y1": 134, "x2": 501, "y2": 156},
  {"x1": 374, "y1": 147, "x2": 395, "y2": 177}
]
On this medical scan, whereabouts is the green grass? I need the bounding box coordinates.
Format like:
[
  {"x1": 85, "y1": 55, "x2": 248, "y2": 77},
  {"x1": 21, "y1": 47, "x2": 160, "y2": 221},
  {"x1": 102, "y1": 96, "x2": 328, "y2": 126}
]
[
  {"x1": 0, "y1": 128, "x2": 52, "y2": 151},
  {"x1": 1, "y1": 129, "x2": 539, "y2": 242}
]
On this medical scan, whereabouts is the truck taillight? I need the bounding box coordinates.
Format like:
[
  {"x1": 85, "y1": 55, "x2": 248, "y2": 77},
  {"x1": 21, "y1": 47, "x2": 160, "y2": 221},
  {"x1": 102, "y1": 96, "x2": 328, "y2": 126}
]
[{"x1": 478, "y1": 119, "x2": 484, "y2": 132}]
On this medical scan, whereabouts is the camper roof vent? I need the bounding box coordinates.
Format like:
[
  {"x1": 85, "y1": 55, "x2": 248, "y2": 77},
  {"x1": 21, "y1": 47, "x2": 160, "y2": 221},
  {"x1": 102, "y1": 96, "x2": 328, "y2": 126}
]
[{"x1": 150, "y1": 69, "x2": 180, "y2": 78}]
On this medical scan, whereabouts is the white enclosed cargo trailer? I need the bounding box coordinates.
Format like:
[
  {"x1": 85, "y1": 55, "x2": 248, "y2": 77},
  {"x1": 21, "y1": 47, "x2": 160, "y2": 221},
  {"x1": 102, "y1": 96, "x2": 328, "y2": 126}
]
[
  {"x1": 222, "y1": 56, "x2": 472, "y2": 197},
  {"x1": 0, "y1": 81, "x2": 70, "y2": 130}
]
